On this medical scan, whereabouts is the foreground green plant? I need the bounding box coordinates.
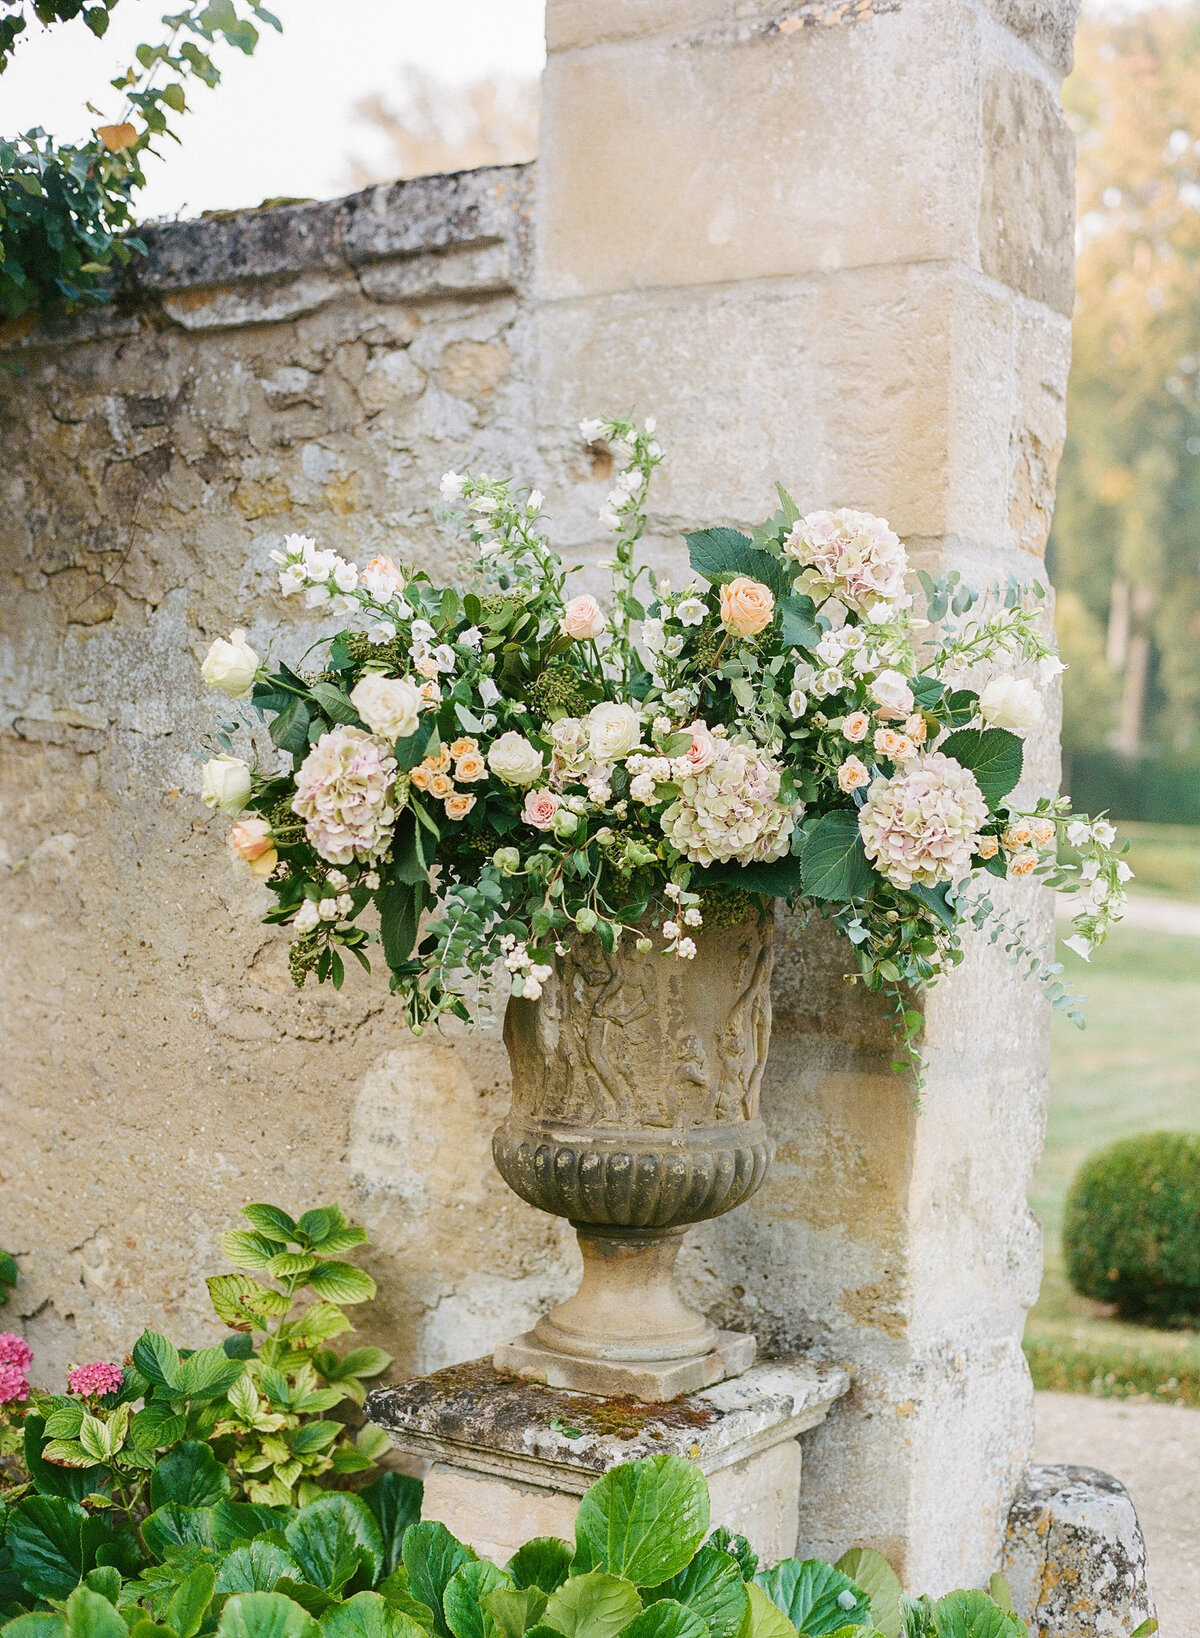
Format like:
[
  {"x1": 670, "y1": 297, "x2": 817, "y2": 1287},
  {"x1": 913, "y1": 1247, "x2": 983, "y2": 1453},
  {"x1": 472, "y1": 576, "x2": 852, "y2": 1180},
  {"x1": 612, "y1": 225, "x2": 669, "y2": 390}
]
[{"x1": 0, "y1": 1448, "x2": 1154, "y2": 1638}]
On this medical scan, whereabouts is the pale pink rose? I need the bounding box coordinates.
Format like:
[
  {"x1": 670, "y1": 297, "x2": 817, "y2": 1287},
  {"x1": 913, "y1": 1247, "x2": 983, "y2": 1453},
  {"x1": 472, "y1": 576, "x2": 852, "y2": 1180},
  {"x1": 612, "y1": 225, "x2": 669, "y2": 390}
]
[
  {"x1": 873, "y1": 728, "x2": 902, "y2": 758},
  {"x1": 229, "y1": 816, "x2": 278, "y2": 878},
  {"x1": 684, "y1": 721, "x2": 718, "y2": 773},
  {"x1": 719, "y1": 577, "x2": 775, "y2": 638},
  {"x1": 560, "y1": 594, "x2": 606, "y2": 641},
  {"x1": 837, "y1": 755, "x2": 870, "y2": 793},
  {"x1": 869, "y1": 669, "x2": 914, "y2": 720},
  {"x1": 522, "y1": 788, "x2": 561, "y2": 830},
  {"x1": 904, "y1": 712, "x2": 928, "y2": 743},
  {"x1": 415, "y1": 654, "x2": 440, "y2": 680},
  {"x1": 842, "y1": 711, "x2": 870, "y2": 743},
  {"x1": 361, "y1": 554, "x2": 405, "y2": 599}
]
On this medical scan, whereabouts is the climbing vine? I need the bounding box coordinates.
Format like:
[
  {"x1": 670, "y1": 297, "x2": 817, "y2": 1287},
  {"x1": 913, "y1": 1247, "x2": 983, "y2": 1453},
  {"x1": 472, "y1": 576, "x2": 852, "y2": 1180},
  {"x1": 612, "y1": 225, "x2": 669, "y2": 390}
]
[{"x1": 0, "y1": 0, "x2": 282, "y2": 319}]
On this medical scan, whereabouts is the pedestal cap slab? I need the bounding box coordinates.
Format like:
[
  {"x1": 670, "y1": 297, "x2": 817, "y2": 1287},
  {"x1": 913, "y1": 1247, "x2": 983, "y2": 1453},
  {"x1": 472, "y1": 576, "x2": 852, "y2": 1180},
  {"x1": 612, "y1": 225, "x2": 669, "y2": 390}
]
[{"x1": 366, "y1": 1356, "x2": 850, "y2": 1495}]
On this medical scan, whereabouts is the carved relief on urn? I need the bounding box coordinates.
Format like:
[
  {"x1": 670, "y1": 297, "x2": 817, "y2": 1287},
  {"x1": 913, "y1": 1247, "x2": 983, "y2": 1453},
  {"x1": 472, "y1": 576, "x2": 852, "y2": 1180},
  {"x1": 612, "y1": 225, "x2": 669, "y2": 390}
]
[{"x1": 492, "y1": 907, "x2": 775, "y2": 1400}]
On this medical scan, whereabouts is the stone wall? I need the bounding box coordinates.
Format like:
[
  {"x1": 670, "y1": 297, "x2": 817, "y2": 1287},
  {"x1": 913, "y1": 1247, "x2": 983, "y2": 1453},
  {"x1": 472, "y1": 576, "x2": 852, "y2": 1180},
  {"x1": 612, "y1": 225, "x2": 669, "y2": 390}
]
[{"x1": 0, "y1": 164, "x2": 588, "y2": 1382}]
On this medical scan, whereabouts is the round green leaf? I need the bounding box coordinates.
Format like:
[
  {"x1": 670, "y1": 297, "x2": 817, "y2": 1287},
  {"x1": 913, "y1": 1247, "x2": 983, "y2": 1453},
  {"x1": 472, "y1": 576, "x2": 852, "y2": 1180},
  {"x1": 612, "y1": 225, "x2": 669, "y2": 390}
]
[
  {"x1": 572, "y1": 1458, "x2": 710, "y2": 1588},
  {"x1": 800, "y1": 812, "x2": 876, "y2": 903},
  {"x1": 320, "y1": 1593, "x2": 428, "y2": 1638},
  {"x1": 443, "y1": 1561, "x2": 511, "y2": 1638},
  {"x1": 937, "y1": 729, "x2": 1023, "y2": 811},
  {"x1": 754, "y1": 1560, "x2": 869, "y2": 1637},
  {"x1": 833, "y1": 1553, "x2": 900, "y2": 1638},
  {"x1": 217, "y1": 1593, "x2": 321, "y2": 1638},
  {"x1": 541, "y1": 1573, "x2": 642, "y2": 1638}
]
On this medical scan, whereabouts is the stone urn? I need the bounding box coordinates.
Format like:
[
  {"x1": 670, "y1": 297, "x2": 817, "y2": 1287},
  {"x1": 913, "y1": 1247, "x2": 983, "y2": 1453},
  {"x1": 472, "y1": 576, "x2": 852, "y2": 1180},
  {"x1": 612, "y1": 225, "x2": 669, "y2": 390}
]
[{"x1": 491, "y1": 908, "x2": 775, "y2": 1400}]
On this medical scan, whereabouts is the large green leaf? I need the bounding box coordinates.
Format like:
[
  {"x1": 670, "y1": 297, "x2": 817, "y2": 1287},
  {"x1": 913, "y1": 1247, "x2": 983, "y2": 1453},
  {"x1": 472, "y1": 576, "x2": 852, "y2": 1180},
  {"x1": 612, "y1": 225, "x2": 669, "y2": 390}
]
[
  {"x1": 735, "y1": 1585, "x2": 793, "y2": 1638},
  {"x1": 217, "y1": 1544, "x2": 305, "y2": 1595},
  {"x1": 3, "y1": 1616, "x2": 67, "y2": 1638},
  {"x1": 704, "y1": 1533, "x2": 756, "y2": 1586},
  {"x1": 504, "y1": 1541, "x2": 572, "y2": 1597},
  {"x1": 241, "y1": 1205, "x2": 298, "y2": 1244},
  {"x1": 140, "y1": 1505, "x2": 218, "y2": 1562},
  {"x1": 356, "y1": 1478, "x2": 421, "y2": 1581},
  {"x1": 6, "y1": 1497, "x2": 108, "y2": 1602},
  {"x1": 443, "y1": 1562, "x2": 511, "y2": 1638},
  {"x1": 614, "y1": 1606, "x2": 708, "y2": 1638},
  {"x1": 131, "y1": 1333, "x2": 182, "y2": 1391},
  {"x1": 833, "y1": 1554, "x2": 900, "y2": 1638},
  {"x1": 937, "y1": 729, "x2": 1022, "y2": 812},
  {"x1": 285, "y1": 1496, "x2": 384, "y2": 1596},
  {"x1": 377, "y1": 1568, "x2": 436, "y2": 1630},
  {"x1": 63, "y1": 1587, "x2": 125, "y2": 1638},
  {"x1": 572, "y1": 1459, "x2": 709, "y2": 1590},
  {"x1": 167, "y1": 1565, "x2": 217, "y2": 1638},
  {"x1": 649, "y1": 1549, "x2": 748, "y2": 1638},
  {"x1": 800, "y1": 812, "x2": 876, "y2": 902},
  {"x1": 541, "y1": 1574, "x2": 642, "y2": 1638},
  {"x1": 22, "y1": 1417, "x2": 104, "y2": 1503},
  {"x1": 217, "y1": 1593, "x2": 321, "y2": 1638},
  {"x1": 928, "y1": 1593, "x2": 1021, "y2": 1638},
  {"x1": 306, "y1": 1263, "x2": 376, "y2": 1306},
  {"x1": 270, "y1": 699, "x2": 314, "y2": 758},
  {"x1": 685, "y1": 529, "x2": 793, "y2": 602},
  {"x1": 320, "y1": 1593, "x2": 429, "y2": 1638},
  {"x1": 309, "y1": 683, "x2": 360, "y2": 727},
  {"x1": 401, "y1": 1525, "x2": 477, "y2": 1638},
  {"x1": 171, "y1": 1347, "x2": 246, "y2": 1402},
  {"x1": 376, "y1": 881, "x2": 431, "y2": 971},
  {"x1": 779, "y1": 594, "x2": 822, "y2": 654},
  {"x1": 754, "y1": 1561, "x2": 870, "y2": 1637},
  {"x1": 150, "y1": 1443, "x2": 232, "y2": 1510},
  {"x1": 483, "y1": 1589, "x2": 549, "y2": 1638}
]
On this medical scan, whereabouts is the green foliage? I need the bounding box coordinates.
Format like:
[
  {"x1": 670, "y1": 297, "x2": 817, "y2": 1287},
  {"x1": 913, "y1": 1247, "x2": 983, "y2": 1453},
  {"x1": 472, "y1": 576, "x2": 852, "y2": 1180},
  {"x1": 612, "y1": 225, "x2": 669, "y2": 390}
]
[
  {"x1": 800, "y1": 813, "x2": 874, "y2": 903},
  {"x1": 1, "y1": 0, "x2": 281, "y2": 317},
  {"x1": 571, "y1": 1457, "x2": 709, "y2": 1587},
  {"x1": 1064, "y1": 1132, "x2": 1200, "y2": 1322},
  {"x1": 0, "y1": 1252, "x2": 17, "y2": 1306}
]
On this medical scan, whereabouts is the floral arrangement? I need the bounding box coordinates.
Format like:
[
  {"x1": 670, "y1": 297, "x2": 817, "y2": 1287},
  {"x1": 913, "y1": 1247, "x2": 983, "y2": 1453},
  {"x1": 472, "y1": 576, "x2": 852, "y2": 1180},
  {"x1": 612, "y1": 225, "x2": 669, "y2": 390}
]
[{"x1": 196, "y1": 416, "x2": 1129, "y2": 1063}]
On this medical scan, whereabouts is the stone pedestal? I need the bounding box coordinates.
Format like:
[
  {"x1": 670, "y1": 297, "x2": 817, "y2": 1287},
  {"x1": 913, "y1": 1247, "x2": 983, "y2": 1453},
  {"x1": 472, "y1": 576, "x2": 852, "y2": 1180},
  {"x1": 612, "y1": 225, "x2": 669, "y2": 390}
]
[{"x1": 367, "y1": 1356, "x2": 849, "y2": 1565}]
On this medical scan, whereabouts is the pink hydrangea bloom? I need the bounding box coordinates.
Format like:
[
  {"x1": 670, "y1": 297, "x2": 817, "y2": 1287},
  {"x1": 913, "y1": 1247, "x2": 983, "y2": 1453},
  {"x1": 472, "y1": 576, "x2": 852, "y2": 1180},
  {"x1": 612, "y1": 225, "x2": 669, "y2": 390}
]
[
  {"x1": 0, "y1": 1362, "x2": 28, "y2": 1405},
  {"x1": 858, "y1": 752, "x2": 988, "y2": 890},
  {"x1": 292, "y1": 726, "x2": 399, "y2": 865},
  {"x1": 0, "y1": 1332, "x2": 32, "y2": 1372},
  {"x1": 661, "y1": 739, "x2": 797, "y2": 867},
  {"x1": 67, "y1": 1360, "x2": 125, "y2": 1397}
]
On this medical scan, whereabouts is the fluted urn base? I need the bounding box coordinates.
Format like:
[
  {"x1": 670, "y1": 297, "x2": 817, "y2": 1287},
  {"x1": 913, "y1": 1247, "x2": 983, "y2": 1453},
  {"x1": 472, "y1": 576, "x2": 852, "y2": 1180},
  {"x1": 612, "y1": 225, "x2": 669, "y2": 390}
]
[
  {"x1": 493, "y1": 1225, "x2": 756, "y2": 1400},
  {"x1": 491, "y1": 910, "x2": 775, "y2": 1402}
]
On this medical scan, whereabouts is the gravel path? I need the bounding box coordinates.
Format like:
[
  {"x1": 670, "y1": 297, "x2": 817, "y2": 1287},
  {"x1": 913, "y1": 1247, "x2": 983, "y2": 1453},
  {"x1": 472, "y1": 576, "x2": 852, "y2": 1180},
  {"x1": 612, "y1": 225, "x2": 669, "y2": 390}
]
[{"x1": 1035, "y1": 1390, "x2": 1200, "y2": 1638}]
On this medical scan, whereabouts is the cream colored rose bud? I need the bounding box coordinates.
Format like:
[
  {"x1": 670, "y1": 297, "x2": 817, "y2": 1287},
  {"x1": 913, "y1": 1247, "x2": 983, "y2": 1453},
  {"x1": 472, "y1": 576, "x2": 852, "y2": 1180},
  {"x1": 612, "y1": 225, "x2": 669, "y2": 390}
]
[
  {"x1": 201, "y1": 755, "x2": 251, "y2": 815},
  {"x1": 201, "y1": 629, "x2": 260, "y2": 699}
]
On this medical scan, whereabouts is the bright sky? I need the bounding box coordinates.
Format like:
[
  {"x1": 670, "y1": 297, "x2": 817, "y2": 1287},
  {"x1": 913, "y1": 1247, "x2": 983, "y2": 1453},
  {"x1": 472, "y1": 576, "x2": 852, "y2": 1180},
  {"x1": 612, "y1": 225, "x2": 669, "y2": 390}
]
[{"x1": 1, "y1": 0, "x2": 547, "y2": 220}]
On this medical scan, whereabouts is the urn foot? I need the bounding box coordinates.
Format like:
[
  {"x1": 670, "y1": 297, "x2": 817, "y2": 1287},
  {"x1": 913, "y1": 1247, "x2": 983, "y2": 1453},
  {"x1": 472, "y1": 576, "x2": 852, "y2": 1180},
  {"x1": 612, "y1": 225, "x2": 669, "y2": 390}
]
[{"x1": 492, "y1": 1226, "x2": 756, "y2": 1402}]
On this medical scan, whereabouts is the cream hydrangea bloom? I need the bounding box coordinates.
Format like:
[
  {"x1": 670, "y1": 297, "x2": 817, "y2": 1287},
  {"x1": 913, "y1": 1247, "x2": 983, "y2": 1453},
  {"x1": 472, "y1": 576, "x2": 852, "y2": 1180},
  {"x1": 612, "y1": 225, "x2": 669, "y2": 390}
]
[
  {"x1": 858, "y1": 752, "x2": 988, "y2": 889},
  {"x1": 292, "y1": 727, "x2": 400, "y2": 865},
  {"x1": 784, "y1": 508, "x2": 908, "y2": 613},
  {"x1": 661, "y1": 740, "x2": 797, "y2": 866}
]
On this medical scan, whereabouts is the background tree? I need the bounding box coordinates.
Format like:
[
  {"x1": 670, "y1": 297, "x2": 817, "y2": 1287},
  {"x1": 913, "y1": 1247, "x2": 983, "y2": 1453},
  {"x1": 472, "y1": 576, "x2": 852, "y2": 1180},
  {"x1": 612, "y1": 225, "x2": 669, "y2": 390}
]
[
  {"x1": 345, "y1": 65, "x2": 538, "y2": 188},
  {"x1": 0, "y1": 0, "x2": 282, "y2": 318},
  {"x1": 1052, "y1": 3, "x2": 1200, "y2": 759}
]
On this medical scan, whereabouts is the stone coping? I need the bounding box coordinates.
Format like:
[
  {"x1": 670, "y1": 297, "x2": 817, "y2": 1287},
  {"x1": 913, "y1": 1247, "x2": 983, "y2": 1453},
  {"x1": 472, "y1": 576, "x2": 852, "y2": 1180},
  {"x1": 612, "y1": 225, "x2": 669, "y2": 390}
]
[{"x1": 366, "y1": 1356, "x2": 850, "y2": 1496}]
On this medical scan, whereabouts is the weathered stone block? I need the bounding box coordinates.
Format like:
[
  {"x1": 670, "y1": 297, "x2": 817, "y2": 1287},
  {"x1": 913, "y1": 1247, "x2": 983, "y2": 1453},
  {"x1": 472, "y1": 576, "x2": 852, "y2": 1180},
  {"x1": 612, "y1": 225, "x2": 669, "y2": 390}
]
[
  {"x1": 980, "y1": 0, "x2": 1080, "y2": 75},
  {"x1": 1002, "y1": 1465, "x2": 1156, "y2": 1638},
  {"x1": 979, "y1": 62, "x2": 1076, "y2": 315}
]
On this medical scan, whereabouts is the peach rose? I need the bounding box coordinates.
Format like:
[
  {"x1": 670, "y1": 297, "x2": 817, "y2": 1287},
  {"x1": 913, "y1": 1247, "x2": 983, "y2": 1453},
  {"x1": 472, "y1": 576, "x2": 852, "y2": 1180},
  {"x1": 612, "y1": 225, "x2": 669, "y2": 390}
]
[
  {"x1": 684, "y1": 720, "x2": 718, "y2": 773},
  {"x1": 410, "y1": 767, "x2": 432, "y2": 791},
  {"x1": 415, "y1": 654, "x2": 440, "y2": 680},
  {"x1": 873, "y1": 728, "x2": 902, "y2": 758},
  {"x1": 455, "y1": 752, "x2": 488, "y2": 783},
  {"x1": 1031, "y1": 818, "x2": 1056, "y2": 848},
  {"x1": 361, "y1": 554, "x2": 405, "y2": 599},
  {"x1": 229, "y1": 816, "x2": 277, "y2": 878},
  {"x1": 429, "y1": 773, "x2": 454, "y2": 799},
  {"x1": 976, "y1": 835, "x2": 1000, "y2": 860},
  {"x1": 1009, "y1": 849, "x2": 1038, "y2": 877},
  {"x1": 445, "y1": 793, "x2": 477, "y2": 821},
  {"x1": 450, "y1": 737, "x2": 478, "y2": 759},
  {"x1": 837, "y1": 755, "x2": 870, "y2": 793},
  {"x1": 522, "y1": 788, "x2": 561, "y2": 830},
  {"x1": 419, "y1": 681, "x2": 441, "y2": 705},
  {"x1": 1003, "y1": 822, "x2": 1033, "y2": 850},
  {"x1": 560, "y1": 594, "x2": 606, "y2": 641},
  {"x1": 719, "y1": 577, "x2": 775, "y2": 638},
  {"x1": 842, "y1": 711, "x2": 870, "y2": 743},
  {"x1": 904, "y1": 712, "x2": 928, "y2": 743},
  {"x1": 423, "y1": 746, "x2": 452, "y2": 774}
]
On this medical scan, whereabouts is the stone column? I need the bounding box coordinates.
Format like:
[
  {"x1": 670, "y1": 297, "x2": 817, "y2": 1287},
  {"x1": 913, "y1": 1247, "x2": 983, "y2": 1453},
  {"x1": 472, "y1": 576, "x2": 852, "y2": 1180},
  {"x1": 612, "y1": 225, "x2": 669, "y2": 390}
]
[{"x1": 535, "y1": 0, "x2": 1076, "y2": 1593}]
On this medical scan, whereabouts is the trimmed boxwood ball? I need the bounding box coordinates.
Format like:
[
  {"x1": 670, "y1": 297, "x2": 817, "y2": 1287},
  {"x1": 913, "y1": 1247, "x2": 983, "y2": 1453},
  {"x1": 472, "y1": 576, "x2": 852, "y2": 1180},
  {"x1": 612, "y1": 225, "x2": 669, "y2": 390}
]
[{"x1": 1064, "y1": 1131, "x2": 1200, "y2": 1323}]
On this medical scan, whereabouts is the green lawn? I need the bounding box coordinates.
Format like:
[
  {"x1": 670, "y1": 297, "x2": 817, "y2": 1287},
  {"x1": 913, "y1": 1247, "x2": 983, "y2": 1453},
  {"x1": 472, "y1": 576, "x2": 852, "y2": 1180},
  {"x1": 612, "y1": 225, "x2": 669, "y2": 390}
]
[
  {"x1": 1024, "y1": 911, "x2": 1200, "y2": 1401},
  {"x1": 1117, "y1": 821, "x2": 1200, "y2": 899}
]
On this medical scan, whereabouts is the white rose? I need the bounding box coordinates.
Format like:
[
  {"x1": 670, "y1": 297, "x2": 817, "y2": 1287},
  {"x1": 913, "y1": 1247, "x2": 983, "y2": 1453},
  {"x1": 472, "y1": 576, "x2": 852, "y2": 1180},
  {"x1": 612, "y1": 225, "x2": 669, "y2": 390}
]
[
  {"x1": 350, "y1": 673, "x2": 422, "y2": 741},
  {"x1": 487, "y1": 731, "x2": 544, "y2": 786},
  {"x1": 201, "y1": 755, "x2": 252, "y2": 815},
  {"x1": 868, "y1": 668, "x2": 914, "y2": 718},
  {"x1": 978, "y1": 676, "x2": 1043, "y2": 736},
  {"x1": 201, "y1": 629, "x2": 259, "y2": 699},
  {"x1": 586, "y1": 702, "x2": 642, "y2": 762}
]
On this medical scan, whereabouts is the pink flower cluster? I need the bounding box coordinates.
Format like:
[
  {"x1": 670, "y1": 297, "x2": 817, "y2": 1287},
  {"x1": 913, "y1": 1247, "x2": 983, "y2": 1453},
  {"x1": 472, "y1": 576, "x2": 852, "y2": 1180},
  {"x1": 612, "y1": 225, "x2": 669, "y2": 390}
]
[
  {"x1": 785, "y1": 507, "x2": 909, "y2": 613},
  {"x1": 292, "y1": 726, "x2": 399, "y2": 866},
  {"x1": 661, "y1": 737, "x2": 796, "y2": 867},
  {"x1": 858, "y1": 752, "x2": 988, "y2": 890},
  {"x1": 67, "y1": 1360, "x2": 125, "y2": 1397},
  {"x1": 0, "y1": 1331, "x2": 32, "y2": 1405}
]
